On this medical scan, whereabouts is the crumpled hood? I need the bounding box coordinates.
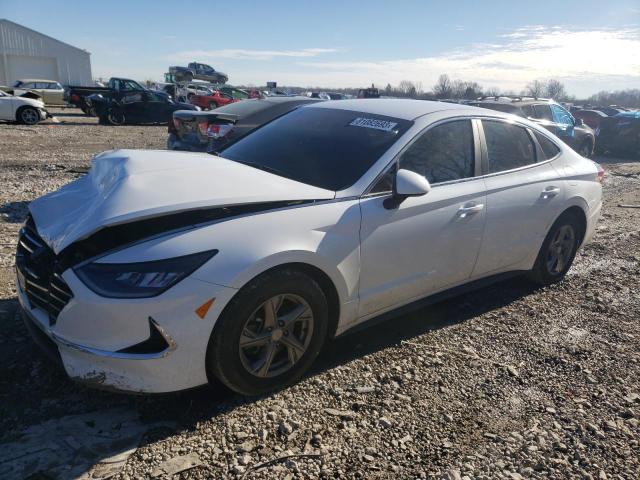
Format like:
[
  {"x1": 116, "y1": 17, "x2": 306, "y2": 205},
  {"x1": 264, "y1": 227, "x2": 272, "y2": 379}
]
[{"x1": 29, "y1": 149, "x2": 335, "y2": 254}]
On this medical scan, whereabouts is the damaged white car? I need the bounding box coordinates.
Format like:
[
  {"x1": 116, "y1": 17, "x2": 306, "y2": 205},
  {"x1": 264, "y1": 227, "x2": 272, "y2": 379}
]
[{"x1": 17, "y1": 100, "x2": 603, "y2": 395}]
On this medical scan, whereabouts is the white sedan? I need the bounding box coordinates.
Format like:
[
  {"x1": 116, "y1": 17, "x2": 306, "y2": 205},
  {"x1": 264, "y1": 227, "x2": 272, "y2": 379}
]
[
  {"x1": 0, "y1": 90, "x2": 48, "y2": 124},
  {"x1": 17, "y1": 100, "x2": 603, "y2": 395}
]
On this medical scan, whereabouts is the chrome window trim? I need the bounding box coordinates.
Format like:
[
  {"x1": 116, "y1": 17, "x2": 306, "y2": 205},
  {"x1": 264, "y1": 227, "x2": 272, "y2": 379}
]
[{"x1": 476, "y1": 117, "x2": 560, "y2": 178}]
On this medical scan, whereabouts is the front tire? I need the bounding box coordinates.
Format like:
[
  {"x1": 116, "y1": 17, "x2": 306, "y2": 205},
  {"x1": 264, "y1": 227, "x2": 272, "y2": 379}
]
[
  {"x1": 208, "y1": 101, "x2": 218, "y2": 110},
  {"x1": 528, "y1": 212, "x2": 581, "y2": 286},
  {"x1": 18, "y1": 106, "x2": 40, "y2": 125},
  {"x1": 207, "y1": 268, "x2": 329, "y2": 396}
]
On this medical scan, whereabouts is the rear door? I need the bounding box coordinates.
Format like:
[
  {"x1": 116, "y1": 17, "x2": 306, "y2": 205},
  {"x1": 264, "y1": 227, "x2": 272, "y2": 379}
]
[{"x1": 473, "y1": 120, "x2": 566, "y2": 276}]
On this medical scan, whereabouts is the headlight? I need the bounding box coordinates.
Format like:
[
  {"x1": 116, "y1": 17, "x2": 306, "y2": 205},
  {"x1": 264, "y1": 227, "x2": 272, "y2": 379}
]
[{"x1": 75, "y1": 250, "x2": 217, "y2": 298}]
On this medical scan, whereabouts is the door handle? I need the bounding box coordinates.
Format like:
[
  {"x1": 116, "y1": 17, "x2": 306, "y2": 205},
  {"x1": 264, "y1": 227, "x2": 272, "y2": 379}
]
[
  {"x1": 458, "y1": 203, "x2": 484, "y2": 218},
  {"x1": 541, "y1": 186, "x2": 560, "y2": 199}
]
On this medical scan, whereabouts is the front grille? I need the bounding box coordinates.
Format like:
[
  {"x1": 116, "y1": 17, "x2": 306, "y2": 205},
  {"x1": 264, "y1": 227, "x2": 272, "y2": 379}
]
[{"x1": 16, "y1": 216, "x2": 73, "y2": 325}]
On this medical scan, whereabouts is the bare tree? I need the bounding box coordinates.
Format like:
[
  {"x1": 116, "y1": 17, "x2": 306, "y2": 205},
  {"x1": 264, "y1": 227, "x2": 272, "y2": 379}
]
[
  {"x1": 433, "y1": 74, "x2": 452, "y2": 98},
  {"x1": 398, "y1": 80, "x2": 417, "y2": 97},
  {"x1": 545, "y1": 79, "x2": 566, "y2": 100},
  {"x1": 526, "y1": 79, "x2": 546, "y2": 98}
]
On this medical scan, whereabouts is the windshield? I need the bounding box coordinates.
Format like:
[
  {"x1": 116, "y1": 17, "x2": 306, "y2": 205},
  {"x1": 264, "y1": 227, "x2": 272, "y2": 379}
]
[{"x1": 220, "y1": 107, "x2": 412, "y2": 191}]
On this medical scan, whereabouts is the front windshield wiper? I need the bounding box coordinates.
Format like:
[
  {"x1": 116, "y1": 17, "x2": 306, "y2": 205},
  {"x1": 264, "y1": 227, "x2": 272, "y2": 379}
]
[{"x1": 231, "y1": 160, "x2": 297, "y2": 181}]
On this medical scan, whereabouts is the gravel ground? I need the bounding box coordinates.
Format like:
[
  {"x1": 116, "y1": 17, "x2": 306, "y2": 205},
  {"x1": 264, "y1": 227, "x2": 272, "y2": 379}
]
[{"x1": 0, "y1": 109, "x2": 638, "y2": 479}]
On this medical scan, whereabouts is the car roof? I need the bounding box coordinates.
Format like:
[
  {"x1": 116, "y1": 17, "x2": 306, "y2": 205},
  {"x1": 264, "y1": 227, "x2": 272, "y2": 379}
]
[
  {"x1": 304, "y1": 99, "x2": 484, "y2": 120},
  {"x1": 18, "y1": 79, "x2": 58, "y2": 83}
]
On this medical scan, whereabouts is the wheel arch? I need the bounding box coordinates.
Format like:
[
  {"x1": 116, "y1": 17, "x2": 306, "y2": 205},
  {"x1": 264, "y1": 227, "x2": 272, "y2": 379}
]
[
  {"x1": 16, "y1": 104, "x2": 39, "y2": 123},
  {"x1": 219, "y1": 254, "x2": 346, "y2": 341},
  {"x1": 556, "y1": 203, "x2": 588, "y2": 246}
]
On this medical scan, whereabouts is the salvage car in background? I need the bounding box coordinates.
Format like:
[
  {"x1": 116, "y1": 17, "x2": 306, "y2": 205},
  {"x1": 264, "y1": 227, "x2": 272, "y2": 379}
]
[
  {"x1": 470, "y1": 97, "x2": 596, "y2": 157},
  {"x1": 596, "y1": 111, "x2": 640, "y2": 158},
  {"x1": 66, "y1": 77, "x2": 150, "y2": 114},
  {"x1": 94, "y1": 90, "x2": 196, "y2": 125},
  {"x1": 168, "y1": 96, "x2": 320, "y2": 152},
  {"x1": 12, "y1": 79, "x2": 65, "y2": 105},
  {"x1": 189, "y1": 90, "x2": 238, "y2": 110},
  {"x1": 17, "y1": 99, "x2": 602, "y2": 395},
  {"x1": 573, "y1": 109, "x2": 608, "y2": 131},
  {"x1": 0, "y1": 90, "x2": 48, "y2": 124},
  {"x1": 169, "y1": 62, "x2": 228, "y2": 84}
]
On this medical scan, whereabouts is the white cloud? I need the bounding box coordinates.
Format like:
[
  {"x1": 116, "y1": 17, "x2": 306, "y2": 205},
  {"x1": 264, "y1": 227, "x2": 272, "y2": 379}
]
[
  {"x1": 275, "y1": 26, "x2": 640, "y2": 96},
  {"x1": 167, "y1": 47, "x2": 338, "y2": 62}
]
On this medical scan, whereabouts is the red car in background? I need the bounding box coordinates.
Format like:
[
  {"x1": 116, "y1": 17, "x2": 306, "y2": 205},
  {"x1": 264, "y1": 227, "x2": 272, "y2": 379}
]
[{"x1": 189, "y1": 90, "x2": 239, "y2": 110}]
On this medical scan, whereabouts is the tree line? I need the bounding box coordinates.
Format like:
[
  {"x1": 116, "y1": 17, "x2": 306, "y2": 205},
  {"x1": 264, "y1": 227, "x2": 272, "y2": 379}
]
[{"x1": 270, "y1": 75, "x2": 640, "y2": 108}]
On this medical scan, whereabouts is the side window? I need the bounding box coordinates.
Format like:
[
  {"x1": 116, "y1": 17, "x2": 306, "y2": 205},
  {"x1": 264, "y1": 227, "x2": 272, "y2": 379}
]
[
  {"x1": 482, "y1": 120, "x2": 536, "y2": 173},
  {"x1": 398, "y1": 120, "x2": 475, "y2": 184},
  {"x1": 550, "y1": 104, "x2": 573, "y2": 126},
  {"x1": 534, "y1": 131, "x2": 561, "y2": 160},
  {"x1": 521, "y1": 105, "x2": 535, "y2": 117},
  {"x1": 533, "y1": 105, "x2": 553, "y2": 121},
  {"x1": 370, "y1": 163, "x2": 397, "y2": 194}
]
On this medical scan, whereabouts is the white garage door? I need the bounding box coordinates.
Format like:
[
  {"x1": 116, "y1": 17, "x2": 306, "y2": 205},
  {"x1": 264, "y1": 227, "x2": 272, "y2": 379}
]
[{"x1": 6, "y1": 55, "x2": 58, "y2": 84}]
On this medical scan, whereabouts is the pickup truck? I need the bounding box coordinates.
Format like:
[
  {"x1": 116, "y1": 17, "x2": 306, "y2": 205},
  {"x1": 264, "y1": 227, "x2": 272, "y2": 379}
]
[
  {"x1": 65, "y1": 78, "x2": 148, "y2": 114},
  {"x1": 168, "y1": 62, "x2": 228, "y2": 84}
]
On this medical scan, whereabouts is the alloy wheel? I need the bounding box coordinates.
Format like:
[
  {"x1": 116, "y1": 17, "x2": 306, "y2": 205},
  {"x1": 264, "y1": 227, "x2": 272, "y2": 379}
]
[
  {"x1": 546, "y1": 225, "x2": 575, "y2": 275},
  {"x1": 21, "y1": 108, "x2": 39, "y2": 125},
  {"x1": 239, "y1": 294, "x2": 314, "y2": 378}
]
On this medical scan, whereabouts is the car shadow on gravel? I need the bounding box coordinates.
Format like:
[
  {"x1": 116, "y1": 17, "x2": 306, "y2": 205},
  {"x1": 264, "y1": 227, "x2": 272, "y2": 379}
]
[{"x1": 1, "y1": 275, "x2": 539, "y2": 475}]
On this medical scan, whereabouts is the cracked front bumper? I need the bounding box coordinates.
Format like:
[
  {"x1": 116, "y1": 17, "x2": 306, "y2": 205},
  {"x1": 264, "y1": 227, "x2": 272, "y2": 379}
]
[{"x1": 17, "y1": 270, "x2": 237, "y2": 393}]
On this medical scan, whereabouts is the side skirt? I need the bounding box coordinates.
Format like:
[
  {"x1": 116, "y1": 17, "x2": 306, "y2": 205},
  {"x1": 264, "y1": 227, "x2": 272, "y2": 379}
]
[{"x1": 339, "y1": 271, "x2": 526, "y2": 337}]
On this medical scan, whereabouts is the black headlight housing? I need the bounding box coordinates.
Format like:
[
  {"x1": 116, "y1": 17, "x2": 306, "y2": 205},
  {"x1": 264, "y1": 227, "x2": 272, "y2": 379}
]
[{"x1": 74, "y1": 250, "x2": 218, "y2": 298}]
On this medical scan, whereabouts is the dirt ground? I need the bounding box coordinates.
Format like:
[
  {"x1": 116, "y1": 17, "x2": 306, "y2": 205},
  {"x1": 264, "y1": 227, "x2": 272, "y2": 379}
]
[{"x1": 0, "y1": 109, "x2": 638, "y2": 479}]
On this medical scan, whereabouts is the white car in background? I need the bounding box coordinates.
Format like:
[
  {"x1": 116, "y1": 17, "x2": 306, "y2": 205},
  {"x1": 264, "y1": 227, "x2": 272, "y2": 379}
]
[
  {"x1": 17, "y1": 100, "x2": 602, "y2": 395},
  {"x1": 0, "y1": 90, "x2": 48, "y2": 124},
  {"x1": 12, "y1": 79, "x2": 65, "y2": 105}
]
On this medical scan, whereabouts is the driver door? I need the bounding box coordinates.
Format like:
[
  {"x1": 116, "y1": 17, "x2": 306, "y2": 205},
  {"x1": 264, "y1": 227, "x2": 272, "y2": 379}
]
[{"x1": 358, "y1": 119, "x2": 487, "y2": 319}]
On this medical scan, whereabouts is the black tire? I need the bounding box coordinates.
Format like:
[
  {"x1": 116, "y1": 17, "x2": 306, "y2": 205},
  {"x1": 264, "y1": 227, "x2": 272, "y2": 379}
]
[
  {"x1": 578, "y1": 140, "x2": 593, "y2": 158},
  {"x1": 107, "y1": 109, "x2": 125, "y2": 126},
  {"x1": 528, "y1": 212, "x2": 581, "y2": 286},
  {"x1": 207, "y1": 268, "x2": 329, "y2": 396},
  {"x1": 187, "y1": 92, "x2": 194, "y2": 101},
  {"x1": 208, "y1": 101, "x2": 218, "y2": 110},
  {"x1": 185, "y1": 72, "x2": 193, "y2": 82},
  {"x1": 17, "y1": 106, "x2": 40, "y2": 125}
]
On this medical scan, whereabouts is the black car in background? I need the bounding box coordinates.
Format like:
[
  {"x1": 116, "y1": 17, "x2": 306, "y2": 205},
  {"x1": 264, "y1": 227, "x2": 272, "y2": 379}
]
[
  {"x1": 469, "y1": 97, "x2": 596, "y2": 157},
  {"x1": 596, "y1": 111, "x2": 640, "y2": 158},
  {"x1": 168, "y1": 96, "x2": 320, "y2": 152},
  {"x1": 94, "y1": 90, "x2": 196, "y2": 125}
]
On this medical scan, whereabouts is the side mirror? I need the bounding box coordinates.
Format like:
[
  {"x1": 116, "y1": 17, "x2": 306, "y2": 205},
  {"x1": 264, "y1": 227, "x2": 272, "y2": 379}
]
[{"x1": 384, "y1": 169, "x2": 431, "y2": 209}]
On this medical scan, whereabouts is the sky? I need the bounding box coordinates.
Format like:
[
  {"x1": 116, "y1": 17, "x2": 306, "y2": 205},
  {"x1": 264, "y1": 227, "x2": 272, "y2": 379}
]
[{"x1": 1, "y1": 0, "x2": 639, "y2": 97}]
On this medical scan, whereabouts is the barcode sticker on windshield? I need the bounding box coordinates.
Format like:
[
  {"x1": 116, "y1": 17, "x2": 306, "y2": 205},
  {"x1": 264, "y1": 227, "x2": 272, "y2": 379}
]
[{"x1": 349, "y1": 117, "x2": 398, "y2": 132}]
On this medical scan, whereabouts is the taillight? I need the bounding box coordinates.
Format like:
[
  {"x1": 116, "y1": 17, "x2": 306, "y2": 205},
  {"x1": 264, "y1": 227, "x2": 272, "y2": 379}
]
[
  {"x1": 595, "y1": 163, "x2": 605, "y2": 183},
  {"x1": 71, "y1": 94, "x2": 80, "y2": 102},
  {"x1": 169, "y1": 118, "x2": 180, "y2": 134},
  {"x1": 203, "y1": 123, "x2": 234, "y2": 139}
]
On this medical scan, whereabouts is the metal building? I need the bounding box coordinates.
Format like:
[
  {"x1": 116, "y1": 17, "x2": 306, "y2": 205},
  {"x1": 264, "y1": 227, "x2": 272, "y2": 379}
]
[{"x1": 0, "y1": 19, "x2": 92, "y2": 86}]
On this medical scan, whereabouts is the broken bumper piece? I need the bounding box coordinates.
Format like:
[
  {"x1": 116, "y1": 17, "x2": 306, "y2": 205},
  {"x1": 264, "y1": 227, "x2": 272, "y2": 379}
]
[{"x1": 17, "y1": 270, "x2": 237, "y2": 393}]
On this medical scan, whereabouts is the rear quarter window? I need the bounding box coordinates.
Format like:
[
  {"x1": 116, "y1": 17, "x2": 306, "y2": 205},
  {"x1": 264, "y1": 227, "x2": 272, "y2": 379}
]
[{"x1": 533, "y1": 131, "x2": 561, "y2": 160}]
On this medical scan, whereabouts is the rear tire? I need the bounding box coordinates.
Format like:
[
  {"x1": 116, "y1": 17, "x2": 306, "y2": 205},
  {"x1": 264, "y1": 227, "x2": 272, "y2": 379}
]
[
  {"x1": 207, "y1": 268, "x2": 329, "y2": 396},
  {"x1": 18, "y1": 106, "x2": 40, "y2": 125},
  {"x1": 578, "y1": 140, "x2": 593, "y2": 158},
  {"x1": 208, "y1": 101, "x2": 218, "y2": 110},
  {"x1": 528, "y1": 212, "x2": 581, "y2": 286}
]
